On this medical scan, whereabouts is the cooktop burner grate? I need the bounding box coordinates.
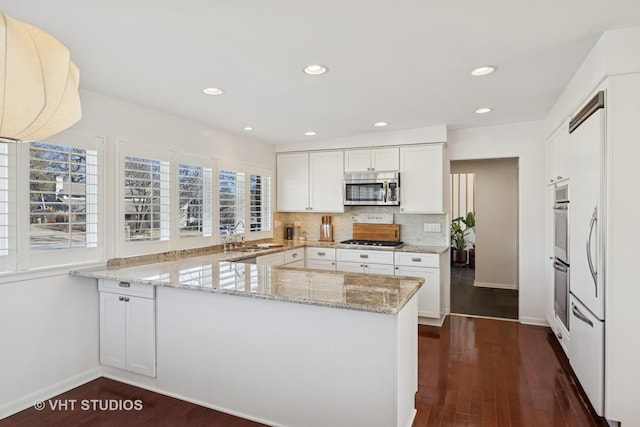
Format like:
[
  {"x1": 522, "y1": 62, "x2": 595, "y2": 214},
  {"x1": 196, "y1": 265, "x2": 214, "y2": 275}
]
[{"x1": 340, "y1": 239, "x2": 404, "y2": 247}]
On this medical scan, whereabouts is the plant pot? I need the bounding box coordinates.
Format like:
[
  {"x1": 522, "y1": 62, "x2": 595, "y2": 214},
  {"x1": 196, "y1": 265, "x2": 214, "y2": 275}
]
[
  {"x1": 468, "y1": 248, "x2": 475, "y2": 268},
  {"x1": 451, "y1": 248, "x2": 467, "y2": 264}
]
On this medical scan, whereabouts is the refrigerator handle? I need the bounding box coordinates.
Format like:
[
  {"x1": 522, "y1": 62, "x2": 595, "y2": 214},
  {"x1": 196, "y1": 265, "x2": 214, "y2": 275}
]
[
  {"x1": 586, "y1": 206, "x2": 598, "y2": 297},
  {"x1": 572, "y1": 303, "x2": 594, "y2": 328}
]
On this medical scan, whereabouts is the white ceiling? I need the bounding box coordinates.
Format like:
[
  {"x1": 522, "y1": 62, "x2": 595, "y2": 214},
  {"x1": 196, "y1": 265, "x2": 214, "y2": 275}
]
[{"x1": 3, "y1": 1, "x2": 640, "y2": 144}]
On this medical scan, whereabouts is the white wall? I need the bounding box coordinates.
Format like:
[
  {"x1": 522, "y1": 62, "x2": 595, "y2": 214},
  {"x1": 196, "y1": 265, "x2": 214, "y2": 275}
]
[
  {"x1": 0, "y1": 89, "x2": 276, "y2": 420},
  {"x1": 448, "y1": 121, "x2": 546, "y2": 325},
  {"x1": 0, "y1": 273, "x2": 101, "y2": 419}
]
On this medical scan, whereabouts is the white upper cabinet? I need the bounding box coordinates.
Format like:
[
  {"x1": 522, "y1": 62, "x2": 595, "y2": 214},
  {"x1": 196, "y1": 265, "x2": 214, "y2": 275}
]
[
  {"x1": 276, "y1": 153, "x2": 309, "y2": 211},
  {"x1": 277, "y1": 151, "x2": 344, "y2": 212},
  {"x1": 309, "y1": 151, "x2": 344, "y2": 212},
  {"x1": 399, "y1": 144, "x2": 446, "y2": 213},
  {"x1": 344, "y1": 147, "x2": 399, "y2": 172},
  {"x1": 546, "y1": 119, "x2": 570, "y2": 186}
]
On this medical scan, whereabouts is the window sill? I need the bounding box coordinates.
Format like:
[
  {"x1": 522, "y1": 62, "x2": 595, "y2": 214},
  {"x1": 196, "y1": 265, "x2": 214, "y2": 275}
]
[{"x1": 0, "y1": 260, "x2": 107, "y2": 285}]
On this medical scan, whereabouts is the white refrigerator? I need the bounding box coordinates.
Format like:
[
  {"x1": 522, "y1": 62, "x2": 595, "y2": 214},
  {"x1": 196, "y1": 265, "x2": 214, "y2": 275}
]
[{"x1": 567, "y1": 92, "x2": 605, "y2": 416}]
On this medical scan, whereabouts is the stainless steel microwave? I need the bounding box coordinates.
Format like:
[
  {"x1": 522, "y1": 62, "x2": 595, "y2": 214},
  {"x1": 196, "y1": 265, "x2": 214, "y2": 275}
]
[{"x1": 344, "y1": 171, "x2": 400, "y2": 206}]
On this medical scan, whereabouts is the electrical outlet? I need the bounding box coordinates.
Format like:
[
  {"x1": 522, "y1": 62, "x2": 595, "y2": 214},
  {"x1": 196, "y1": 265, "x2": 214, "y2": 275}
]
[
  {"x1": 274, "y1": 220, "x2": 282, "y2": 227},
  {"x1": 294, "y1": 221, "x2": 302, "y2": 227},
  {"x1": 423, "y1": 223, "x2": 441, "y2": 233}
]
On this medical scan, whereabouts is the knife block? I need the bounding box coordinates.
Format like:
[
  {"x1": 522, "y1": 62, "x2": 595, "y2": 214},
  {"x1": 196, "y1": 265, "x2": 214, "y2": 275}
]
[{"x1": 319, "y1": 223, "x2": 333, "y2": 242}]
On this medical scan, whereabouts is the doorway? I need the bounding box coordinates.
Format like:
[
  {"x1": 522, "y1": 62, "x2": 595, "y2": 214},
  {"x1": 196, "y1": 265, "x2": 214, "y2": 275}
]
[{"x1": 450, "y1": 158, "x2": 519, "y2": 319}]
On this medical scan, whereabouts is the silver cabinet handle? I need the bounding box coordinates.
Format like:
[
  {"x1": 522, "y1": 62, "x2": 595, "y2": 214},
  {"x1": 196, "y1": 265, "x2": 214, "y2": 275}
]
[
  {"x1": 317, "y1": 251, "x2": 326, "y2": 256},
  {"x1": 557, "y1": 176, "x2": 563, "y2": 180},
  {"x1": 572, "y1": 303, "x2": 593, "y2": 327},
  {"x1": 118, "y1": 296, "x2": 130, "y2": 302},
  {"x1": 292, "y1": 253, "x2": 298, "y2": 258},
  {"x1": 119, "y1": 281, "x2": 131, "y2": 288},
  {"x1": 557, "y1": 333, "x2": 562, "y2": 340},
  {"x1": 411, "y1": 257, "x2": 421, "y2": 262},
  {"x1": 552, "y1": 260, "x2": 568, "y2": 273},
  {"x1": 586, "y1": 206, "x2": 598, "y2": 297},
  {"x1": 359, "y1": 254, "x2": 369, "y2": 258},
  {"x1": 119, "y1": 296, "x2": 124, "y2": 301}
]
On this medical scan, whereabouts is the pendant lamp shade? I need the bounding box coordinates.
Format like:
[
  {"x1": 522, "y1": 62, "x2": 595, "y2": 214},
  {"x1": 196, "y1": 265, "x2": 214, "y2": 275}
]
[{"x1": 0, "y1": 13, "x2": 81, "y2": 142}]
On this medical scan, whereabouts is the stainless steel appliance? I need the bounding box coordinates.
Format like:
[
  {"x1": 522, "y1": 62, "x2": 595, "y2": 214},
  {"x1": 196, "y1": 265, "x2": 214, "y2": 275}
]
[
  {"x1": 553, "y1": 184, "x2": 569, "y2": 262},
  {"x1": 340, "y1": 239, "x2": 403, "y2": 247},
  {"x1": 553, "y1": 183, "x2": 570, "y2": 330},
  {"x1": 344, "y1": 171, "x2": 400, "y2": 206},
  {"x1": 567, "y1": 91, "x2": 605, "y2": 416}
]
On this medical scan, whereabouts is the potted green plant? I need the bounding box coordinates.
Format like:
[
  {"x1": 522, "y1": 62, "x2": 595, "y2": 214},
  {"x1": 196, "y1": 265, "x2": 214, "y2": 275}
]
[
  {"x1": 460, "y1": 212, "x2": 476, "y2": 268},
  {"x1": 450, "y1": 219, "x2": 467, "y2": 264}
]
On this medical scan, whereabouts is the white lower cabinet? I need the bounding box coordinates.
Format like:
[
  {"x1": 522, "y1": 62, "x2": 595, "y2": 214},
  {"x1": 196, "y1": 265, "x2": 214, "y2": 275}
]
[
  {"x1": 336, "y1": 249, "x2": 395, "y2": 275},
  {"x1": 99, "y1": 279, "x2": 156, "y2": 377},
  {"x1": 258, "y1": 248, "x2": 305, "y2": 267},
  {"x1": 256, "y1": 251, "x2": 285, "y2": 266},
  {"x1": 394, "y1": 253, "x2": 441, "y2": 319},
  {"x1": 306, "y1": 247, "x2": 336, "y2": 271}
]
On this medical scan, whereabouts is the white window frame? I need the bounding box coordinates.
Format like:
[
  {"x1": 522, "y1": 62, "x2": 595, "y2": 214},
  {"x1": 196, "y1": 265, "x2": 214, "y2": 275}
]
[
  {"x1": 217, "y1": 160, "x2": 246, "y2": 243},
  {"x1": 0, "y1": 143, "x2": 17, "y2": 273},
  {"x1": 172, "y1": 152, "x2": 215, "y2": 250},
  {"x1": 246, "y1": 165, "x2": 273, "y2": 241},
  {"x1": 17, "y1": 131, "x2": 104, "y2": 269},
  {"x1": 118, "y1": 141, "x2": 170, "y2": 257}
]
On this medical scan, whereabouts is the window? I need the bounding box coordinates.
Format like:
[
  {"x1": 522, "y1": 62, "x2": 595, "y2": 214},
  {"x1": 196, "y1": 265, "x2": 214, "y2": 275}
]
[
  {"x1": 178, "y1": 163, "x2": 212, "y2": 238},
  {"x1": 124, "y1": 155, "x2": 169, "y2": 242},
  {"x1": 219, "y1": 169, "x2": 245, "y2": 236},
  {"x1": 0, "y1": 145, "x2": 8, "y2": 256},
  {"x1": 29, "y1": 142, "x2": 98, "y2": 249},
  {"x1": 249, "y1": 173, "x2": 271, "y2": 233}
]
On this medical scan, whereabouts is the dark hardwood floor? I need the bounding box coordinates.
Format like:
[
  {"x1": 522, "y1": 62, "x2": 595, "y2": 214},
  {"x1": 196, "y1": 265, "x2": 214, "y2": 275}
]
[
  {"x1": 450, "y1": 266, "x2": 519, "y2": 320},
  {"x1": 1, "y1": 316, "x2": 603, "y2": 427}
]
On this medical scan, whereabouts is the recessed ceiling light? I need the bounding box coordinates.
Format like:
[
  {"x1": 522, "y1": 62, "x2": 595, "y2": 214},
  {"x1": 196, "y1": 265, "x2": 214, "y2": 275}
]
[
  {"x1": 373, "y1": 122, "x2": 388, "y2": 127},
  {"x1": 470, "y1": 66, "x2": 496, "y2": 76},
  {"x1": 304, "y1": 131, "x2": 317, "y2": 136},
  {"x1": 475, "y1": 107, "x2": 493, "y2": 114},
  {"x1": 202, "y1": 87, "x2": 224, "y2": 95},
  {"x1": 303, "y1": 65, "x2": 328, "y2": 76},
  {"x1": 244, "y1": 127, "x2": 253, "y2": 131}
]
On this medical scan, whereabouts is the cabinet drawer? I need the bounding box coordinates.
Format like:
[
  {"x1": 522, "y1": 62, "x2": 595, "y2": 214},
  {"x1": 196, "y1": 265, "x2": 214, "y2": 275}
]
[
  {"x1": 337, "y1": 249, "x2": 394, "y2": 265},
  {"x1": 394, "y1": 252, "x2": 438, "y2": 268},
  {"x1": 284, "y1": 248, "x2": 305, "y2": 264},
  {"x1": 99, "y1": 279, "x2": 155, "y2": 299},
  {"x1": 306, "y1": 259, "x2": 336, "y2": 271},
  {"x1": 306, "y1": 247, "x2": 336, "y2": 261}
]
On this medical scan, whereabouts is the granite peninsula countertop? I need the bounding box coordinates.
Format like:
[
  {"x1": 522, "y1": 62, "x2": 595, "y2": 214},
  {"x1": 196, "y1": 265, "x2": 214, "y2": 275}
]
[{"x1": 70, "y1": 253, "x2": 424, "y2": 315}]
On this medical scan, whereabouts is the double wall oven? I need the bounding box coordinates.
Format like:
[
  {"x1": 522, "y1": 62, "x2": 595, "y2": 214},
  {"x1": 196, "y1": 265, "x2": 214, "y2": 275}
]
[{"x1": 553, "y1": 183, "x2": 570, "y2": 329}]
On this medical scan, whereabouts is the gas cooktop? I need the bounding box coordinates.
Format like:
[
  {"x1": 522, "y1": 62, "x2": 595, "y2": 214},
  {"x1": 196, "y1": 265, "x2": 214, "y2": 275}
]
[{"x1": 340, "y1": 239, "x2": 404, "y2": 247}]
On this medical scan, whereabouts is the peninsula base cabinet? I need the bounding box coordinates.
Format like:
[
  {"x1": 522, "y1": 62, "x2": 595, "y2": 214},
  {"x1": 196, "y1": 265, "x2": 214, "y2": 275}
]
[
  {"x1": 336, "y1": 249, "x2": 395, "y2": 275},
  {"x1": 99, "y1": 279, "x2": 156, "y2": 378},
  {"x1": 395, "y1": 252, "x2": 446, "y2": 323}
]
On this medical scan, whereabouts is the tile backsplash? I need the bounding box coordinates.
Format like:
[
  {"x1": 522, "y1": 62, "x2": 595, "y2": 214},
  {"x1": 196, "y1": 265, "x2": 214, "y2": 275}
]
[{"x1": 274, "y1": 206, "x2": 448, "y2": 246}]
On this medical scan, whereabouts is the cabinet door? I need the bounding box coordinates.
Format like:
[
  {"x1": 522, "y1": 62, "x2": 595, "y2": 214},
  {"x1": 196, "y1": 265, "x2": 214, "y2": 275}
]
[
  {"x1": 365, "y1": 263, "x2": 395, "y2": 276},
  {"x1": 285, "y1": 259, "x2": 305, "y2": 268},
  {"x1": 371, "y1": 147, "x2": 399, "y2": 171},
  {"x1": 126, "y1": 296, "x2": 156, "y2": 377},
  {"x1": 555, "y1": 120, "x2": 570, "y2": 182},
  {"x1": 306, "y1": 259, "x2": 336, "y2": 271},
  {"x1": 100, "y1": 292, "x2": 127, "y2": 370},
  {"x1": 396, "y1": 265, "x2": 440, "y2": 318},
  {"x1": 276, "y1": 153, "x2": 309, "y2": 211},
  {"x1": 257, "y1": 252, "x2": 285, "y2": 266},
  {"x1": 309, "y1": 151, "x2": 344, "y2": 212},
  {"x1": 400, "y1": 144, "x2": 444, "y2": 213},
  {"x1": 344, "y1": 149, "x2": 372, "y2": 172},
  {"x1": 336, "y1": 261, "x2": 365, "y2": 273},
  {"x1": 545, "y1": 137, "x2": 556, "y2": 186}
]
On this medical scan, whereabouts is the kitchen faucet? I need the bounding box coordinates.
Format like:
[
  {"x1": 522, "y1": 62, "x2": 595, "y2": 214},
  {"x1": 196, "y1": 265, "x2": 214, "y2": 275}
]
[{"x1": 224, "y1": 220, "x2": 246, "y2": 251}]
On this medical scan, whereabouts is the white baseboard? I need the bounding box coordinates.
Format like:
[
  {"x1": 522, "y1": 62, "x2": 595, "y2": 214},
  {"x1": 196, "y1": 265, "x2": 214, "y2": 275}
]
[
  {"x1": 519, "y1": 316, "x2": 550, "y2": 327},
  {"x1": 0, "y1": 367, "x2": 102, "y2": 420},
  {"x1": 418, "y1": 315, "x2": 445, "y2": 327},
  {"x1": 473, "y1": 281, "x2": 518, "y2": 290}
]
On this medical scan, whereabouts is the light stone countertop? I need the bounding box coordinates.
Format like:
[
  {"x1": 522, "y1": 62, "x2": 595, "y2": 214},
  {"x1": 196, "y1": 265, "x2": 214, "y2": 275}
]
[{"x1": 70, "y1": 252, "x2": 424, "y2": 315}]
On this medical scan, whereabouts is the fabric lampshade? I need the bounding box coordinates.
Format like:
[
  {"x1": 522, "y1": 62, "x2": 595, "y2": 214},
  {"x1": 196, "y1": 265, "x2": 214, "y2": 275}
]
[{"x1": 0, "y1": 12, "x2": 81, "y2": 142}]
